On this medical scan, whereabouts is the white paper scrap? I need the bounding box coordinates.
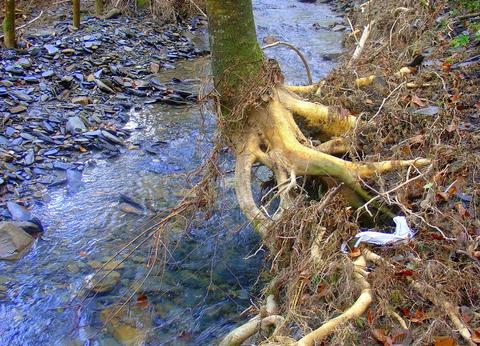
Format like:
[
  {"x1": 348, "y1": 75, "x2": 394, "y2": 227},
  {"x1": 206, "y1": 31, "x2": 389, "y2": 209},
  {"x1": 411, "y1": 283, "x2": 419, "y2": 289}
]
[{"x1": 353, "y1": 216, "x2": 414, "y2": 247}]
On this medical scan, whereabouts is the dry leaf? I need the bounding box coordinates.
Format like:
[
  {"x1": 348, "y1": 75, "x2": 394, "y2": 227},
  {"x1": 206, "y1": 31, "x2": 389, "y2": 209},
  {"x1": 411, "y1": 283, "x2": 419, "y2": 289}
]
[
  {"x1": 433, "y1": 336, "x2": 456, "y2": 346},
  {"x1": 411, "y1": 94, "x2": 426, "y2": 107},
  {"x1": 136, "y1": 293, "x2": 149, "y2": 309},
  {"x1": 395, "y1": 269, "x2": 414, "y2": 277},
  {"x1": 367, "y1": 309, "x2": 374, "y2": 325},
  {"x1": 455, "y1": 203, "x2": 470, "y2": 219},
  {"x1": 471, "y1": 328, "x2": 480, "y2": 343},
  {"x1": 371, "y1": 329, "x2": 392, "y2": 346},
  {"x1": 349, "y1": 247, "x2": 361, "y2": 258}
]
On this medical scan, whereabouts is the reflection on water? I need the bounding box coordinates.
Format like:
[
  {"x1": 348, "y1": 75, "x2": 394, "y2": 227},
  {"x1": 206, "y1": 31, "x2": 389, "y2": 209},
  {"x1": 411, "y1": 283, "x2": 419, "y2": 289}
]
[{"x1": 0, "y1": 1, "x2": 342, "y2": 345}]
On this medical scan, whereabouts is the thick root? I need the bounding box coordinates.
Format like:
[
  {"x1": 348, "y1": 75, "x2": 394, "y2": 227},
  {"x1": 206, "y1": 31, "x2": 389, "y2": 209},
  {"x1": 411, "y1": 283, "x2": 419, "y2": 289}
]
[
  {"x1": 219, "y1": 295, "x2": 285, "y2": 346},
  {"x1": 297, "y1": 256, "x2": 373, "y2": 346},
  {"x1": 284, "y1": 84, "x2": 320, "y2": 95},
  {"x1": 278, "y1": 88, "x2": 359, "y2": 137}
]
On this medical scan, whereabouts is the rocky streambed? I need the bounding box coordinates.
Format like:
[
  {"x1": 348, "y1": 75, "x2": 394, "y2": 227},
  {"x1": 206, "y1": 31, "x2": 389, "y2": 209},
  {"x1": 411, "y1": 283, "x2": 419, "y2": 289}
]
[{"x1": 0, "y1": 1, "x2": 345, "y2": 345}]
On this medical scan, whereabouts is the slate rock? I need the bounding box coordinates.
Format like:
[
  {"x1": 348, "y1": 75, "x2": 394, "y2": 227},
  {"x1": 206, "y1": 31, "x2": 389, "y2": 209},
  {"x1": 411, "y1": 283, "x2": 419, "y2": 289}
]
[
  {"x1": 66, "y1": 116, "x2": 87, "y2": 134},
  {"x1": 0, "y1": 222, "x2": 34, "y2": 260}
]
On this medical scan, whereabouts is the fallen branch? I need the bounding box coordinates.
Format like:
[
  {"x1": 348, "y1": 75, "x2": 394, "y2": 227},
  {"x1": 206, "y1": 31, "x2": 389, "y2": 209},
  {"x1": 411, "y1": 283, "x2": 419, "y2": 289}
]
[{"x1": 348, "y1": 21, "x2": 374, "y2": 67}]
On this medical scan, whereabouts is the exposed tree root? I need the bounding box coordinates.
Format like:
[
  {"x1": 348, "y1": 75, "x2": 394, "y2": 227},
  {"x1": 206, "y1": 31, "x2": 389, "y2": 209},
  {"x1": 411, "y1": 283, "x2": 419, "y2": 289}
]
[
  {"x1": 296, "y1": 255, "x2": 373, "y2": 346},
  {"x1": 225, "y1": 81, "x2": 431, "y2": 344},
  {"x1": 234, "y1": 86, "x2": 430, "y2": 230},
  {"x1": 219, "y1": 295, "x2": 286, "y2": 346}
]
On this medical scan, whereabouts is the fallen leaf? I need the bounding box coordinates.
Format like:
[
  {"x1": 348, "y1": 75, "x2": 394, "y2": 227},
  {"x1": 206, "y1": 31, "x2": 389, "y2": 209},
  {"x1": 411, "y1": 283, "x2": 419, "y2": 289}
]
[
  {"x1": 79, "y1": 251, "x2": 88, "y2": 257},
  {"x1": 409, "y1": 309, "x2": 427, "y2": 323},
  {"x1": 442, "y1": 62, "x2": 452, "y2": 72},
  {"x1": 395, "y1": 269, "x2": 414, "y2": 277},
  {"x1": 446, "y1": 123, "x2": 457, "y2": 132},
  {"x1": 136, "y1": 293, "x2": 148, "y2": 309},
  {"x1": 411, "y1": 94, "x2": 426, "y2": 107},
  {"x1": 436, "y1": 191, "x2": 449, "y2": 201},
  {"x1": 433, "y1": 336, "x2": 455, "y2": 346},
  {"x1": 471, "y1": 328, "x2": 480, "y2": 343},
  {"x1": 428, "y1": 232, "x2": 445, "y2": 241},
  {"x1": 367, "y1": 309, "x2": 374, "y2": 325},
  {"x1": 371, "y1": 329, "x2": 392, "y2": 346},
  {"x1": 349, "y1": 247, "x2": 361, "y2": 258},
  {"x1": 455, "y1": 203, "x2": 470, "y2": 219}
]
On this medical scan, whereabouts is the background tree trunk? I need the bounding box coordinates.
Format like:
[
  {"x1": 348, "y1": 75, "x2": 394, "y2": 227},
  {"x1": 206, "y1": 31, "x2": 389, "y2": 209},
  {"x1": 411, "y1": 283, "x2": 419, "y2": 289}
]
[
  {"x1": 206, "y1": 0, "x2": 264, "y2": 109},
  {"x1": 3, "y1": 0, "x2": 16, "y2": 48},
  {"x1": 95, "y1": 0, "x2": 103, "y2": 16},
  {"x1": 72, "y1": 0, "x2": 80, "y2": 28}
]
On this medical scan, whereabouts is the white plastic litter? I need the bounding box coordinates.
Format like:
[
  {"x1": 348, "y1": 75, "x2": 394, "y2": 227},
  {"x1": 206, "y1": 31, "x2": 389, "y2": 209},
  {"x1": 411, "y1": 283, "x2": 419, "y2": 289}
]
[{"x1": 353, "y1": 216, "x2": 414, "y2": 247}]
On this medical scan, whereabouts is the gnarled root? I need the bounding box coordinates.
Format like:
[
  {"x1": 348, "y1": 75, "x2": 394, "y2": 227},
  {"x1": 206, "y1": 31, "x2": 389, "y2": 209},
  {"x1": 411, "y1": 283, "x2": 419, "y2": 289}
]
[
  {"x1": 297, "y1": 255, "x2": 373, "y2": 346},
  {"x1": 233, "y1": 86, "x2": 429, "y2": 229},
  {"x1": 226, "y1": 84, "x2": 430, "y2": 344},
  {"x1": 219, "y1": 295, "x2": 285, "y2": 346}
]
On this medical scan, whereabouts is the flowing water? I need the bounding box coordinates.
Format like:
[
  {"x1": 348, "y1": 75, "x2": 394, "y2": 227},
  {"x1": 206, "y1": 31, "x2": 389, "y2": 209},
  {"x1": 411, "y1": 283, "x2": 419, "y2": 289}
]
[{"x1": 0, "y1": 1, "x2": 343, "y2": 345}]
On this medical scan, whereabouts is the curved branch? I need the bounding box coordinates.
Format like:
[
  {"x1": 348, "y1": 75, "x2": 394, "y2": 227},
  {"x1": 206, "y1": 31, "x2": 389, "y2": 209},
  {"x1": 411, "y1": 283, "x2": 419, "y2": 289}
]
[{"x1": 262, "y1": 41, "x2": 313, "y2": 84}]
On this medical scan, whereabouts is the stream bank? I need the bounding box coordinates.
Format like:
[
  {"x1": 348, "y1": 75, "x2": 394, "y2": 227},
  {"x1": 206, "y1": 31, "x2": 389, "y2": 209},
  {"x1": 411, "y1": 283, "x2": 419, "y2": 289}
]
[{"x1": 0, "y1": 1, "x2": 345, "y2": 345}]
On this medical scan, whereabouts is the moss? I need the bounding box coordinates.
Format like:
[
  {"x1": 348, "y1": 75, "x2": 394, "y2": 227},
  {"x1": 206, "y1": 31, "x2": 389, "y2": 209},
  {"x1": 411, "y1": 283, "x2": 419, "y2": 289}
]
[
  {"x1": 206, "y1": 0, "x2": 264, "y2": 109},
  {"x1": 3, "y1": 0, "x2": 16, "y2": 49}
]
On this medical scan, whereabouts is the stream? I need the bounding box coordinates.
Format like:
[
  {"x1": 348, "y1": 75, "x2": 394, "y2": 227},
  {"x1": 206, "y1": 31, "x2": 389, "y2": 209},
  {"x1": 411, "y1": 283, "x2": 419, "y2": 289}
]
[{"x1": 0, "y1": 1, "x2": 343, "y2": 345}]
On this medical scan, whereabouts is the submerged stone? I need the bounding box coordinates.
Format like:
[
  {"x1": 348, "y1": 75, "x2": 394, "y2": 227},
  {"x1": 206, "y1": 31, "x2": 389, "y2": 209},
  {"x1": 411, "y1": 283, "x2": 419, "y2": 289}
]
[{"x1": 84, "y1": 270, "x2": 120, "y2": 294}]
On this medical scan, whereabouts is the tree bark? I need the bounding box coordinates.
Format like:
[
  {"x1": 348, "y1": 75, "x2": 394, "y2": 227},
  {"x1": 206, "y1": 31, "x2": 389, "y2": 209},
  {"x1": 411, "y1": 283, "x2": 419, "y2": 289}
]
[
  {"x1": 72, "y1": 0, "x2": 80, "y2": 28},
  {"x1": 3, "y1": 0, "x2": 16, "y2": 48},
  {"x1": 95, "y1": 0, "x2": 103, "y2": 17},
  {"x1": 206, "y1": 0, "x2": 264, "y2": 109}
]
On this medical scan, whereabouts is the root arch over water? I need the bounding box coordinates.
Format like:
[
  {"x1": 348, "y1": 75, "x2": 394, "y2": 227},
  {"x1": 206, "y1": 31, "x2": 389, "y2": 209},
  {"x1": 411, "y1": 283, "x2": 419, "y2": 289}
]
[{"x1": 220, "y1": 84, "x2": 430, "y2": 345}]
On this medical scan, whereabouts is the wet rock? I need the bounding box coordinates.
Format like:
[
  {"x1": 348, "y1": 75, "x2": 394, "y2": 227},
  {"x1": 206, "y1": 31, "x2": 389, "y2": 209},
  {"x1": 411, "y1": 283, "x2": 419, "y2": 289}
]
[
  {"x1": 71, "y1": 96, "x2": 92, "y2": 106},
  {"x1": 413, "y1": 106, "x2": 440, "y2": 116},
  {"x1": 66, "y1": 169, "x2": 84, "y2": 195},
  {"x1": 94, "y1": 79, "x2": 114, "y2": 94},
  {"x1": 101, "y1": 130, "x2": 123, "y2": 145},
  {"x1": 119, "y1": 203, "x2": 143, "y2": 215},
  {"x1": 44, "y1": 44, "x2": 59, "y2": 55},
  {"x1": 0, "y1": 222, "x2": 34, "y2": 260},
  {"x1": 84, "y1": 270, "x2": 120, "y2": 294},
  {"x1": 9, "y1": 105, "x2": 27, "y2": 114},
  {"x1": 331, "y1": 24, "x2": 347, "y2": 32},
  {"x1": 10, "y1": 90, "x2": 33, "y2": 102},
  {"x1": 66, "y1": 116, "x2": 87, "y2": 134},
  {"x1": 101, "y1": 305, "x2": 151, "y2": 346},
  {"x1": 24, "y1": 150, "x2": 35, "y2": 165},
  {"x1": 42, "y1": 70, "x2": 54, "y2": 78},
  {"x1": 24, "y1": 76, "x2": 38, "y2": 84},
  {"x1": 17, "y1": 58, "x2": 32, "y2": 69},
  {"x1": 11, "y1": 221, "x2": 42, "y2": 234},
  {"x1": 62, "y1": 48, "x2": 76, "y2": 55},
  {"x1": 6, "y1": 201, "x2": 31, "y2": 221},
  {"x1": 5, "y1": 65, "x2": 24, "y2": 75},
  {"x1": 88, "y1": 260, "x2": 125, "y2": 270}
]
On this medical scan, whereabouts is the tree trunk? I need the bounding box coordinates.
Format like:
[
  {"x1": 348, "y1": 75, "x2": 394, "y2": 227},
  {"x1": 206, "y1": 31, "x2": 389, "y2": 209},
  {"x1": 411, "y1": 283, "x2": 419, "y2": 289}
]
[
  {"x1": 72, "y1": 0, "x2": 80, "y2": 28},
  {"x1": 3, "y1": 0, "x2": 16, "y2": 48},
  {"x1": 95, "y1": 0, "x2": 103, "y2": 17},
  {"x1": 206, "y1": 0, "x2": 264, "y2": 109}
]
